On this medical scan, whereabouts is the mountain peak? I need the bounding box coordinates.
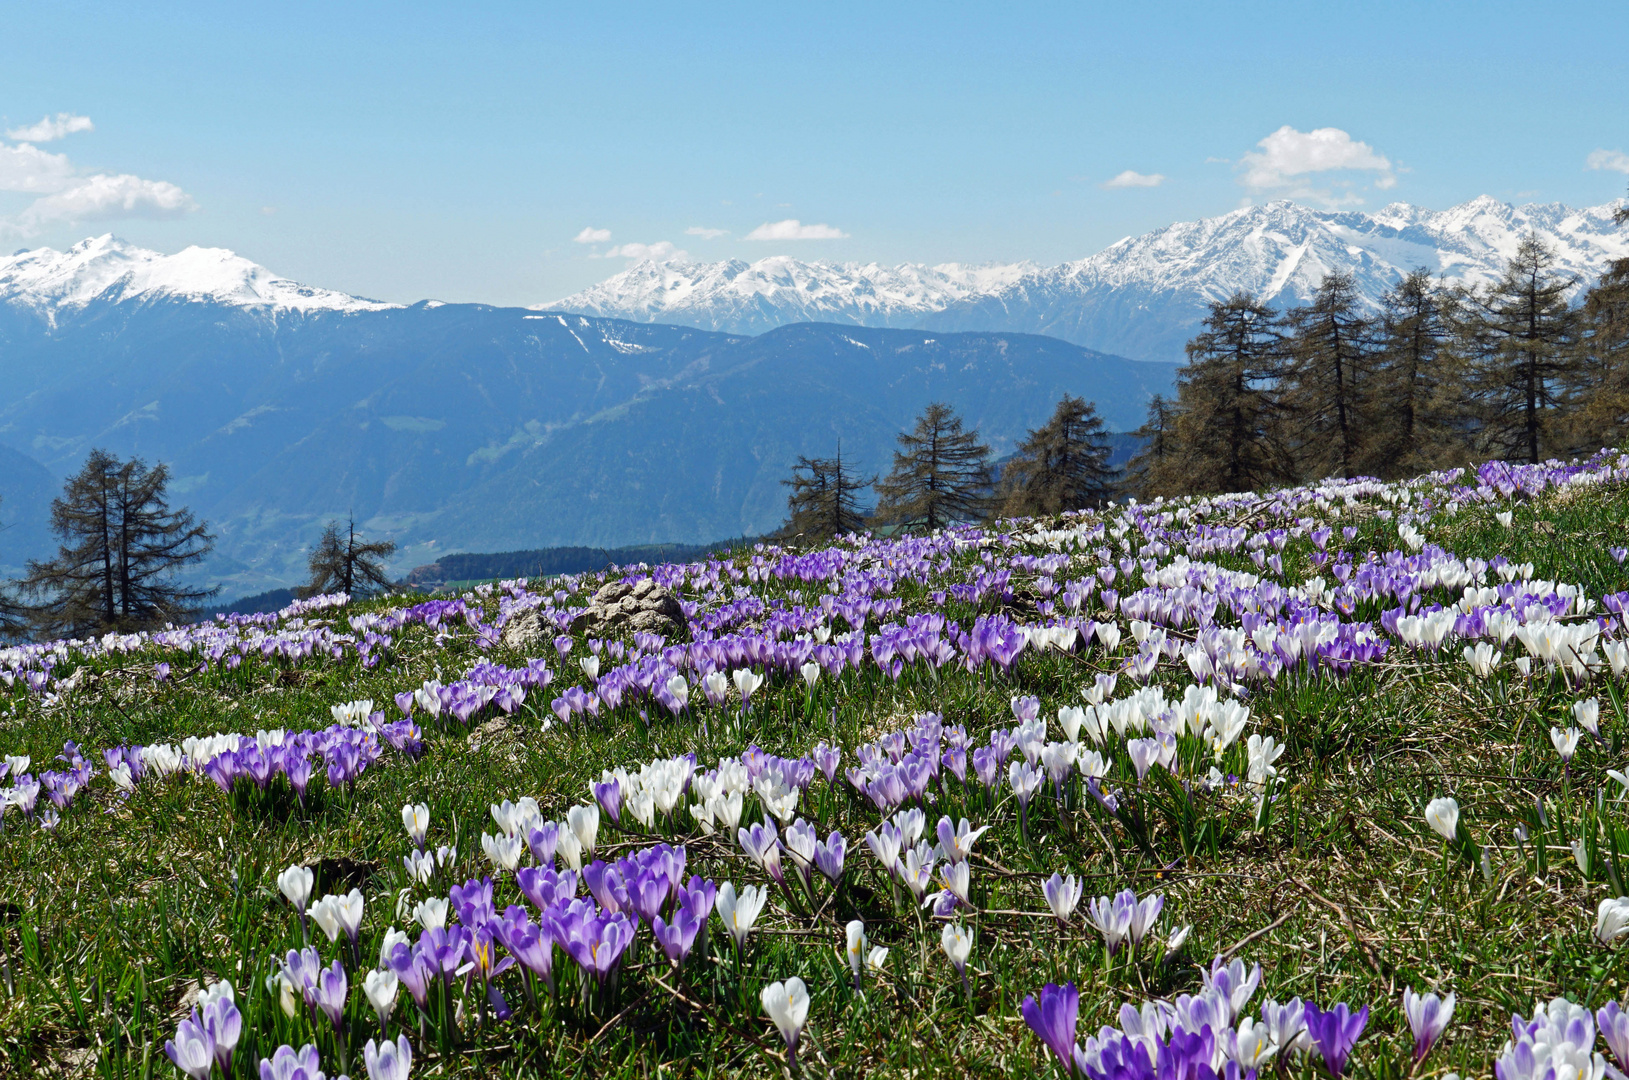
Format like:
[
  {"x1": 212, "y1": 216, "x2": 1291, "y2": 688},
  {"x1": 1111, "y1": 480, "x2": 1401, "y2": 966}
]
[
  {"x1": 550, "y1": 196, "x2": 1629, "y2": 360},
  {"x1": 0, "y1": 236, "x2": 399, "y2": 318}
]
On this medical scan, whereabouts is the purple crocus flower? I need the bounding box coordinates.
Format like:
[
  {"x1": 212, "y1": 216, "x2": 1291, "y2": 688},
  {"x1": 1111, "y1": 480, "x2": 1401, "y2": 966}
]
[
  {"x1": 628, "y1": 870, "x2": 669, "y2": 926},
  {"x1": 204, "y1": 754, "x2": 237, "y2": 794},
  {"x1": 279, "y1": 947, "x2": 324, "y2": 1000},
  {"x1": 655, "y1": 845, "x2": 689, "y2": 903},
  {"x1": 813, "y1": 830, "x2": 847, "y2": 883},
  {"x1": 1011, "y1": 695, "x2": 1041, "y2": 723},
  {"x1": 865, "y1": 769, "x2": 907, "y2": 812},
  {"x1": 240, "y1": 745, "x2": 273, "y2": 790},
  {"x1": 971, "y1": 746, "x2": 1001, "y2": 788},
  {"x1": 560, "y1": 911, "x2": 636, "y2": 985},
  {"x1": 417, "y1": 925, "x2": 472, "y2": 983},
  {"x1": 363, "y1": 1034, "x2": 412, "y2": 1080},
  {"x1": 525, "y1": 820, "x2": 559, "y2": 866},
  {"x1": 450, "y1": 877, "x2": 496, "y2": 927},
  {"x1": 1404, "y1": 990, "x2": 1455, "y2": 1063},
  {"x1": 494, "y1": 905, "x2": 556, "y2": 992},
  {"x1": 385, "y1": 942, "x2": 433, "y2": 1009},
  {"x1": 326, "y1": 743, "x2": 359, "y2": 790},
  {"x1": 811, "y1": 742, "x2": 842, "y2": 783},
  {"x1": 516, "y1": 865, "x2": 576, "y2": 913},
  {"x1": 258, "y1": 1043, "x2": 325, "y2": 1080},
  {"x1": 312, "y1": 961, "x2": 348, "y2": 1028},
  {"x1": 282, "y1": 750, "x2": 313, "y2": 807},
  {"x1": 653, "y1": 907, "x2": 703, "y2": 966},
  {"x1": 583, "y1": 861, "x2": 629, "y2": 913},
  {"x1": 1305, "y1": 1002, "x2": 1369, "y2": 1077},
  {"x1": 201, "y1": 994, "x2": 242, "y2": 1073},
  {"x1": 677, "y1": 875, "x2": 717, "y2": 921},
  {"x1": 466, "y1": 923, "x2": 516, "y2": 1020},
  {"x1": 738, "y1": 820, "x2": 784, "y2": 884},
  {"x1": 1600, "y1": 1001, "x2": 1629, "y2": 1074},
  {"x1": 1021, "y1": 981, "x2": 1079, "y2": 1072},
  {"x1": 164, "y1": 1011, "x2": 214, "y2": 1080},
  {"x1": 593, "y1": 779, "x2": 622, "y2": 824}
]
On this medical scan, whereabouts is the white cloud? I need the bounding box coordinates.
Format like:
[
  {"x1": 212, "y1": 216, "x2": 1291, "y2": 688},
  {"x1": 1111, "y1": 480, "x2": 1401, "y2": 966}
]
[
  {"x1": 1238, "y1": 126, "x2": 1394, "y2": 203},
  {"x1": 603, "y1": 240, "x2": 688, "y2": 262},
  {"x1": 13, "y1": 174, "x2": 196, "y2": 234},
  {"x1": 1102, "y1": 170, "x2": 1165, "y2": 189},
  {"x1": 1, "y1": 119, "x2": 195, "y2": 237},
  {"x1": 5, "y1": 113, "x2": 94, "y2": 143},
  {"x1": 744, "y1": 218, "x2": 848, "y2": 241},
  {"x1": 0, "y1": 141, "x2": 77, "y2": 193},
  {"x1": 685, "y1": 226, "x2": 728, "y2": 238},
  {"x1": 573, "y1": 226, "x2": 611, "y2": 243},
  {"x1": 1587, "y1": 149, "x2": 1629, "y2": 175}
]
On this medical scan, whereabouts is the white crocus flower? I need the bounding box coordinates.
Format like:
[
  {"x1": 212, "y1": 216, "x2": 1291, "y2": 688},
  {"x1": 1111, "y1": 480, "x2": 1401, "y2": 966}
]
[
  {"x1": 761, "y1": 977, "x2": 810, "y2": 1062},
  {"x1": 402, "y1": 803, "x2": 430, "y2": 847},
  {"x1": 412, "y1": 897, "x2": 448, "y2": 931},
  {"x1": 717, "y1": 881, "x2": 767, "y2": 950},
  {"x1": 1424, "y1": 797, "x2": 1459, "y2": 841},
  {"x1": 733, "y1": 668, "x2": 765, "y2": 707},
  {"x1": 1597, "y1": 897, "x2": 1629, "y2": 945},
  {"x1": 364, "y1": 968, "x2": 399, "y2": 1026},
  {"x1": 845, "y1": 920, "x2": 867, "y2": 987},
  {"x1": 1551, "y1": 727, "x2": 1582, "y2": 764},
  {"x1": 567, "y1": 804, "x2": 600, "y2": 856},
  {"x1": 277, "y1": 865, "x2": 314, "y2": 913}
]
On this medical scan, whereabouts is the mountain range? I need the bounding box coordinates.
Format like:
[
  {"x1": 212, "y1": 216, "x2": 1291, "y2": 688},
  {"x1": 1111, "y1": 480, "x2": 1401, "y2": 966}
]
[
  {"x1": 3, "y1": 194, "x2": 1622, "y2": 594},
  {"x1": 553, "y1": 196, "x2": 1629, "y2": 362},
  {"x1": 0, "y1": 239, "x2": 1171, "y2": 591}
]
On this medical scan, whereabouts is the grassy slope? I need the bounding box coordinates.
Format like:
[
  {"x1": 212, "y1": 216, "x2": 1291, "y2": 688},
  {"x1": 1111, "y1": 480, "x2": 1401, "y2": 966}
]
[{"x1": 3, "y1": 474, "x2": 1628, "y2": 1079}]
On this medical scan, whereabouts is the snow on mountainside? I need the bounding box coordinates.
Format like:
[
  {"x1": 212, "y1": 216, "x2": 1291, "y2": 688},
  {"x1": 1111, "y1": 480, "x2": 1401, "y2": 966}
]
[
  {"x1": 549, "y1": 255, "x2": 1038, "y2": 336},
  {"x1": 1041, "y1": 196, "x2": 1627, "y2": 302},
  {"x1": 0, "y1": 234, "x2": 398, "y2": 321},
  {"x1": 550, "y1": 197, "x2": 1629, "y2": 361}
]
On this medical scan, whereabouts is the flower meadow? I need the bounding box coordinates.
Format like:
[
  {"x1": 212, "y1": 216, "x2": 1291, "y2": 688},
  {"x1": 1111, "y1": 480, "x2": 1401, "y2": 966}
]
[{"x1": 5, "y1": 454, "x2": 1629, "y2": 1078}]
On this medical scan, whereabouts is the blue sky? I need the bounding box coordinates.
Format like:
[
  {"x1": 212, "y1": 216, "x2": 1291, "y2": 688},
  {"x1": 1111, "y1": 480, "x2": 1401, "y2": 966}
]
[{"x1": 3, "y1": 0, "x2": 1626, "y2": 306}]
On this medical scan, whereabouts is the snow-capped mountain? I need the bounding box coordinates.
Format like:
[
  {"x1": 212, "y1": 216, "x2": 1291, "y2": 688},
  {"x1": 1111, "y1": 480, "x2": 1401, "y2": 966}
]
[
  {"x1": 553, "y1": 255, "x2": 1037, "y2": 336},
  {"x1": 0, "y1": 234, "x2": 397, "y2": 323},
  {"x1": 551, "y1": 196, "x2": 1629, "y2": 361}
]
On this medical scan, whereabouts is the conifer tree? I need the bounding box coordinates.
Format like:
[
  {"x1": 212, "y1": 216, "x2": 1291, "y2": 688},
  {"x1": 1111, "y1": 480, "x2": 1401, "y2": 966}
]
[
  {"x1": 1568, "y1": 237, "x2": 1629, "y2": 452},
  {"x1": 1161, "y1": 293, "x2": 1290, "y2": 494},
  {"x1": 302, "y1": 516, "x2": 398, "y2": 598},
  {"x1": 22, "y1": 449, "x2": 215, "y2": 636},
  {"x1": 1460, "y1": 234, "x2": 1577, "y2": 463},
  {"x1": 1280, "y1": 273, "x2": 1376, "y2": 480},
  {"x1": 1120, "y1": 394, "x2": 1180, "y2": 499},
  {"x1": 871, "y1": 402, "x2": 992, "y2": 531},
  {"x1": 997, "y1": 395, "x2": 1115, "y2": 517},
  {"x1": 780, "y1": 445, "x2": 874, "y2": 542},
  {"x1": 1364, "y1": 270, "x2": 1463, "y2": 476}
]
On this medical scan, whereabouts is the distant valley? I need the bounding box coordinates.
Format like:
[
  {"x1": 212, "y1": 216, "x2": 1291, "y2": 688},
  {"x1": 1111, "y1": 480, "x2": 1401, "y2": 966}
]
[{"x1": 0, "y1": 245, "x2": 1172, "y2": 593}]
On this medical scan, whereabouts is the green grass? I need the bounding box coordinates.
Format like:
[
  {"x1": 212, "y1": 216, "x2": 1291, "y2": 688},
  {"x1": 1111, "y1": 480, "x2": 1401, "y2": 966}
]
[{"x1": 4, "y1": 473, "x2": 1629, "y2": 1079}]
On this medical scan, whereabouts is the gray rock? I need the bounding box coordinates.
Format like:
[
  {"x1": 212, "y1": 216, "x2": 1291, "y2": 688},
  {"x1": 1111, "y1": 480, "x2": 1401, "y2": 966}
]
[
  {"x1": 501, "y1": 581, "x2": 686, "y2": 654},
  {"x1": 499, "y1": 608, "x2": 546, "y2": 652},
  {"x1": 570, "y1": 582, "x2": 685, "y2": 639}
]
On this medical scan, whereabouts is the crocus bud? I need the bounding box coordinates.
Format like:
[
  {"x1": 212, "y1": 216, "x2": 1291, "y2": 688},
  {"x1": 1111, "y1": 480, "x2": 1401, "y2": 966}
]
[
  {"x1": 1423, "y1": 797, "x2": 1459, "y2": 841},
  {"x1": 277, "y1": 865, "x2": 314, "y2": 912}
]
